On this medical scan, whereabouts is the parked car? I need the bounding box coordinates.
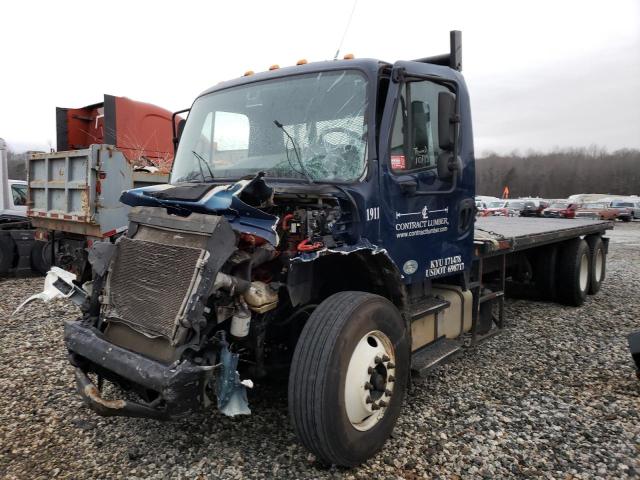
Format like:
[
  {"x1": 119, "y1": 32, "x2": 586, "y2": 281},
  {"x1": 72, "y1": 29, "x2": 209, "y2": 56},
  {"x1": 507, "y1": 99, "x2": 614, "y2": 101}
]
[
  {"x1": 609, "y1": 200, "x2": 634, "y2": 222},
  {"x1": 483, "y1": 200, "x2": 507, "y2": 216},
  {"x1": 475, "y1": 200, "x2": 489, "y2": 215},
  {"x1": 543, "y1": 201, "x2": 580, "y2": 219},
  {"x1": 634, "y1": 202, "x2": 640, "y2": 220},
  {"x1": 520, "y1": 200, "x2": 550, "y2": 217},
  {"x1": 503, "y1": 200, "x2": 527, "y2": 216},
  {"x1": 574, "y1": 202, "x2": 618, "y2": 220}
]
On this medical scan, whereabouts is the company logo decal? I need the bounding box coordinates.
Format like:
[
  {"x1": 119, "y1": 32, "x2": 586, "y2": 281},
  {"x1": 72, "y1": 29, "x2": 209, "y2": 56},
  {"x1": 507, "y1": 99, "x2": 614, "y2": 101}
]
[{"x1": 395, "y1": 205, "x2": 449, "y2": 238}]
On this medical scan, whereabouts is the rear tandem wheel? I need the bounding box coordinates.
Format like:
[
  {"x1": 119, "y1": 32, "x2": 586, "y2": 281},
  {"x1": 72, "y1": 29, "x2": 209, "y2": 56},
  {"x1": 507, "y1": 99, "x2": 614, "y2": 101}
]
[{"x1": 556, "y1": 238, "x2": 591, "y2": 307}]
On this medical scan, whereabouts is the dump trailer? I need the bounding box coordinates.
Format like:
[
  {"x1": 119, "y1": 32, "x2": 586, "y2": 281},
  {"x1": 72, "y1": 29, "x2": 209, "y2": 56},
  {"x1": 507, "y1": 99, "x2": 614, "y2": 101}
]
[
  {"x1": 61, "y1": 32, "x2": 613, "y2": 467},
  {"x1": 26, "y1": 95, "x2": 176, "y2": 277},
  {"x1": 0, "y1": 139, "x2": 34, "y2": 274}
]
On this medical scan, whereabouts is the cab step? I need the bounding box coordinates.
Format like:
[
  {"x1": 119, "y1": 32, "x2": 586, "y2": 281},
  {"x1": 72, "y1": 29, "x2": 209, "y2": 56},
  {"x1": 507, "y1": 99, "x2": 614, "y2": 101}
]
[
  {"x1": 410, "y1": 337, "x2": 462, "y2": 376},
  {"x1": 407, "y1": 297, "x2": 450, "y2": 321}
]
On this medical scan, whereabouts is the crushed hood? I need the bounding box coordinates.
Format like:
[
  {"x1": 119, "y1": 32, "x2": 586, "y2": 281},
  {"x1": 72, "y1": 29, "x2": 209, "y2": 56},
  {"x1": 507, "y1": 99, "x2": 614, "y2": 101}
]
[{"x1": 120, "y1": 180, "x2": 279, "y2": 245}]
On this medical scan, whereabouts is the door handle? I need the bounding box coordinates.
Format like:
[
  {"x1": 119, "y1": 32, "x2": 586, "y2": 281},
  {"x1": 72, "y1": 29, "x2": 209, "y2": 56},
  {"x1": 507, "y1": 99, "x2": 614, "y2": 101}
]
[
  {"x1": 398, "y1": 179, "x2": 418, "y2": 195},
  {"x1": 458, "y1": 198, "x2": 475, "y2": 234}
]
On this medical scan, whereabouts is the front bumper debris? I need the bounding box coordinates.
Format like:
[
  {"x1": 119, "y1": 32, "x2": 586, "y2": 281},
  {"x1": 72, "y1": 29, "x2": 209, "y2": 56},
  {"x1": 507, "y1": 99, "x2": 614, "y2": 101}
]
[{"x1": 64, "y1": 320, "x2": 213, "y2": 419}]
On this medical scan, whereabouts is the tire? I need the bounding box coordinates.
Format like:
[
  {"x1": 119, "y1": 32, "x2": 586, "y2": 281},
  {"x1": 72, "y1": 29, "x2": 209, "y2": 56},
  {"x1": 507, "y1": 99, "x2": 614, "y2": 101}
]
[
  {"x1": 30, "y1": 240, "x2": 52, "y2": 275},
  {"x1": 556, "y1": 238, "x2": 590, "y2": 306},
  {"x1": 586, "y1": 236, "x2": 606, "y2": 295},
  {"x1": 477, "y1": 289, "x2": 494, "y2": 334},
  {"x1": 0, "y1": 234, "x2": 16, "y2": 273},
  {"x1": 288, "y1": 291, "x2": 409, "y2": 467},
  {"x1": 533, "y1": 246, "x2": 557, "y2": 301}
]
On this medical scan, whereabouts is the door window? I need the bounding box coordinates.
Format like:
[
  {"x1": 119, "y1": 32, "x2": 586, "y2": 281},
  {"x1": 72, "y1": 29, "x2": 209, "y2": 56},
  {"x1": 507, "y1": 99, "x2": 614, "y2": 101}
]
[
  {"x1": 11, "y1": 184, "x2": 27, "y2": 206},
  {"x1": 389, "y1": 80, "x2": 452, "y2": 173}
]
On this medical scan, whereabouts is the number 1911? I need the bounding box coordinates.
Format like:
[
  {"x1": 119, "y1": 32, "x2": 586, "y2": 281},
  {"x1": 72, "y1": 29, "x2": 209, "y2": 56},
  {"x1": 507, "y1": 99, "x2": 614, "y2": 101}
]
[{"x1": 366, "y1": 207, "x2": 380, "y2": 221}]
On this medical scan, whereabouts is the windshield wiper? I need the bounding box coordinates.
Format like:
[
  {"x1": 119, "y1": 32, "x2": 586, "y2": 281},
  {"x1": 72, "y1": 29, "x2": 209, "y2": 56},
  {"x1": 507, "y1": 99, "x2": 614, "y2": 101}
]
[
  {"x1": 273, "y1": 120, "x2": 314, "y2": 184},
  {"x1": 192, "y1": 150, "x2": 215, "y2": 182}
]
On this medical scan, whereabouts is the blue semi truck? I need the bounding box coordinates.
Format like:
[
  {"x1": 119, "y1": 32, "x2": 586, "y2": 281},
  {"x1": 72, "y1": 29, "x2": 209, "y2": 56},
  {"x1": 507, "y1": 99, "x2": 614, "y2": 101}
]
[{"x1": 62, "y1": 32, "x2": 612, "y2": 466}]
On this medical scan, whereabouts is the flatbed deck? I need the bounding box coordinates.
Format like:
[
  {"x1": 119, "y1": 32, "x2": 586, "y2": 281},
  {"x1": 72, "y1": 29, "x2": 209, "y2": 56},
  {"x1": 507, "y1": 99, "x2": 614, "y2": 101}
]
[{"x1": 474, "y1": 217, "x2": 613, "y2": 257}]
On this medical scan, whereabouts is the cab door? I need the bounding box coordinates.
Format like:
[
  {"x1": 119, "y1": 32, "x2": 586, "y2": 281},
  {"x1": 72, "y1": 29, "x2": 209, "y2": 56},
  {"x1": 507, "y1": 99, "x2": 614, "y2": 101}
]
[{"x1": 377, "y1": 62, "x2": 475, "y2": 285}]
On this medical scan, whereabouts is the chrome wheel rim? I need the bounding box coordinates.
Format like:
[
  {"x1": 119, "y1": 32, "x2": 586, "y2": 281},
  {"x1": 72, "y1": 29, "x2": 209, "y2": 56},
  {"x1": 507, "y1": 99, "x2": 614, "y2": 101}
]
[{"x1": 344, "y1": 330, "x2": 395, "y2": 431}]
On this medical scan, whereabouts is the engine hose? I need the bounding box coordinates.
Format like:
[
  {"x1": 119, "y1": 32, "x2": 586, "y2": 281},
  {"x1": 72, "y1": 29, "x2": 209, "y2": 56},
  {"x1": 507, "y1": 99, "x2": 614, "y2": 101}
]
[
  {"x1": 274, "y1": 304, "x2": 318, "y2": 326},
  {"x1": 297, "y1": 238, "x2": 323, "y2": 252},
  {"x1": 281, "y1": 213, "x2": 294, "y2": 231},
  {"x1": 213, "y1": 272, "x2": 251, "y2": 294}
]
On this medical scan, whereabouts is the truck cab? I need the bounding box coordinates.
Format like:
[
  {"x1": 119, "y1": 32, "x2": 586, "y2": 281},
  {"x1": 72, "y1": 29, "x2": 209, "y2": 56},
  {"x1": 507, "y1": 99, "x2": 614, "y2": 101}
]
[
  {"x1": 1, "y1": 138, "x2": 35, "y2": 274},
  {"x1": 1, "y1": 179, "x2": 27, "y2": 220},
  {"x1": 0, "y1": 139, "x2": 28, "y2": 221}
]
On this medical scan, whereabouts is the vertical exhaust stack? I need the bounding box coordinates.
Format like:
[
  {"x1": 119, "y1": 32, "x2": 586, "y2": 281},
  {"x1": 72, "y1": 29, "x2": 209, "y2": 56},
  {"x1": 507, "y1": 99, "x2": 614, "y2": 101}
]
[
  {"x1": 449, "y1": 30, "x2": 462, "y2": 72},
  {"x1": 414, "y1": 30, "x2": 462, "y2": 72}
]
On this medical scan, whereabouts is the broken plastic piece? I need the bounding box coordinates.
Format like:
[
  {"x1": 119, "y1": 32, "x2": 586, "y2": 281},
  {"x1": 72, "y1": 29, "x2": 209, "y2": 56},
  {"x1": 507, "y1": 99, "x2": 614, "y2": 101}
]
[
  {"x1": 133, "y1": 165, "x2": 159, "y2": 173},
  {"x1": 13, "y1": 267, "x2": 87, "y2": 315},
  {"x1": 216, "y1": 343, "x2": 252, "y2": 416}
]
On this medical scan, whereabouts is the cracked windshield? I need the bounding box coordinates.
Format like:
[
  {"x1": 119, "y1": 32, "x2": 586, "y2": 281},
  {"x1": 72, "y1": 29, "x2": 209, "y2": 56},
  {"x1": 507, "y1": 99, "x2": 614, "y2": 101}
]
[{"x1": 171, "y1": 70, "x2": 368, "y2": 183}]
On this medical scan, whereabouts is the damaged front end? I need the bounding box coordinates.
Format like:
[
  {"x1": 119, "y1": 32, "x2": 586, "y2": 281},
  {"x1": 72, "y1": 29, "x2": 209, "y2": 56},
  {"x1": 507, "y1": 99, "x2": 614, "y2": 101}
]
[
  {"x1": 62, "y1": 170, "x2": 393, "y2": 420},
  {"x1": 64, "y1": 206, "x2": 266, "y2": 419}
]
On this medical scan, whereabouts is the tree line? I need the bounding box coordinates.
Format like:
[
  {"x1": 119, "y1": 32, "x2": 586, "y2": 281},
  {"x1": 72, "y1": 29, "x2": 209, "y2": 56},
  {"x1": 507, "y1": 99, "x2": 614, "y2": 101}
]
[
  {"x1": 476, "y1": 147, "x2": 640, "y2": 199},
  {"x1": 7, "y1": 146, "x2": 640, "y2": 199}
]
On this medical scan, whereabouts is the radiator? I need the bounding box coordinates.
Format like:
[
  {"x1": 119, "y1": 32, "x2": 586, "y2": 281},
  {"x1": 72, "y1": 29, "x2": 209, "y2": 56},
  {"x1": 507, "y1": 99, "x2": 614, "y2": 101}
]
[{"x1": 104, "y1": 236, "x2": 206, "y2": 343}]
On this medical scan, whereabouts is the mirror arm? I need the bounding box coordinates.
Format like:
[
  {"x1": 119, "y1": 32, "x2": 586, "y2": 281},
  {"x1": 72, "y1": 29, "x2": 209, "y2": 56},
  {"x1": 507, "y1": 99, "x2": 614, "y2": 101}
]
[{"x1": 172, "y1": 108, "x2": 191, "y2": 155}]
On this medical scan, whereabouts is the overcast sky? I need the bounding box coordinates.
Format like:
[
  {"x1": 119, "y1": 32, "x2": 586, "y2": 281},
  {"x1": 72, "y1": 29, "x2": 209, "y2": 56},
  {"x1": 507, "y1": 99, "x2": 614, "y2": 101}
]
[{"x1": 1, "y1": 0, "x2": 638, "y2": 155}]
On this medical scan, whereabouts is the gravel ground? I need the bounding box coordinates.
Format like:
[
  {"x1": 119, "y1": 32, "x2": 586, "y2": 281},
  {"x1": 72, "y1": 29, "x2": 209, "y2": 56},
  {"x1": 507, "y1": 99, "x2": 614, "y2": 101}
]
[{"x1": 1, "y1": 222, "x2": 639, "y2": 479}]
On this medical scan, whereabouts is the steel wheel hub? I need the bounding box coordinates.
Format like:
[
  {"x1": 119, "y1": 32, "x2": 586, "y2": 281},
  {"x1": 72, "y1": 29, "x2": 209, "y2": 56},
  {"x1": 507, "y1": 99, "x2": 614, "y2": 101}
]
[
  {"x1": 579, "y1": 253, "x2": 589, "y2": 291},
  {"x1": 595, "y1": 249, "x2": 603, "y2": 281},
  {"x1": 344, "y1": 330, "x2": 396, "y2": 431}
]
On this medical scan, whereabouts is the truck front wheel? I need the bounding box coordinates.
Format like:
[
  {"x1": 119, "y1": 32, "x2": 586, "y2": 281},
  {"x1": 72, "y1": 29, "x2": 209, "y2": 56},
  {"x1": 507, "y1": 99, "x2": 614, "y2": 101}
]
[
  {"x1": 288, "y1": 291, "x2": 409, "y2": 467},
  {"x1": 556, "y1": 238, "x2": 590, "y2": 306}
]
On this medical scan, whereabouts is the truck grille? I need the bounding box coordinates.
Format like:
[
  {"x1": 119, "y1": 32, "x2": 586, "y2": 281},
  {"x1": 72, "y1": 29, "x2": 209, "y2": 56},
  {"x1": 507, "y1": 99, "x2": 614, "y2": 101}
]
[{"x1": 105, "y1": 236, "x2": 206, "y2": 341}]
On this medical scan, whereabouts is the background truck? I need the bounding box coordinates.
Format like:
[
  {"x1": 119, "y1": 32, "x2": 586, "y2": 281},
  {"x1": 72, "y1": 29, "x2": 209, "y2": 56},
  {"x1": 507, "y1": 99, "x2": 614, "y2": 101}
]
[
  {"x1": 0, "y1": 95, "x2": 176, "y2": 277},
  {"x1": 0, "y1": 139, "x2": 33, "y2": 274},
  {"x1": 62, "y1": 32, "x2": 612, "y2": 467}
]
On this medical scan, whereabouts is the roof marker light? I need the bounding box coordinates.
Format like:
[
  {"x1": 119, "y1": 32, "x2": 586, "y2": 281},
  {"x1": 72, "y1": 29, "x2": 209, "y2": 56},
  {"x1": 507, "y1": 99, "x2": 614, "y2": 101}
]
[
  {"x1": 243, "y1": 70, "x2": 254, "y2": 76},
  {"x1": 269, "y1": 64, "x2": 280, "y2": 70},
  {"x1": 343, "y1": 53, "x2": 355, "y2": 60},
  {"x1": 296, "y1": 59, "x2": 308, "y2": 65}
]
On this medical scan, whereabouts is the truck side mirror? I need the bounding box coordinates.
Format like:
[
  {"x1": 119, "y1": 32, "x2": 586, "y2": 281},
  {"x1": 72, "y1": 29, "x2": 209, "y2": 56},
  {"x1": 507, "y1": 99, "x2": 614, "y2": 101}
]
[
  {"x1": 437, "y1": 152, "x2": 461, "y2": 181},
  {"x1": 172, "y1": 108, "x2": 190, "y2": 154},
  {"x1": 176, "y1": 118, "x2": 186, "y2": 144},
  {"x1": 438, "y1": 91, "x2": 456, "y2": 150}
]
